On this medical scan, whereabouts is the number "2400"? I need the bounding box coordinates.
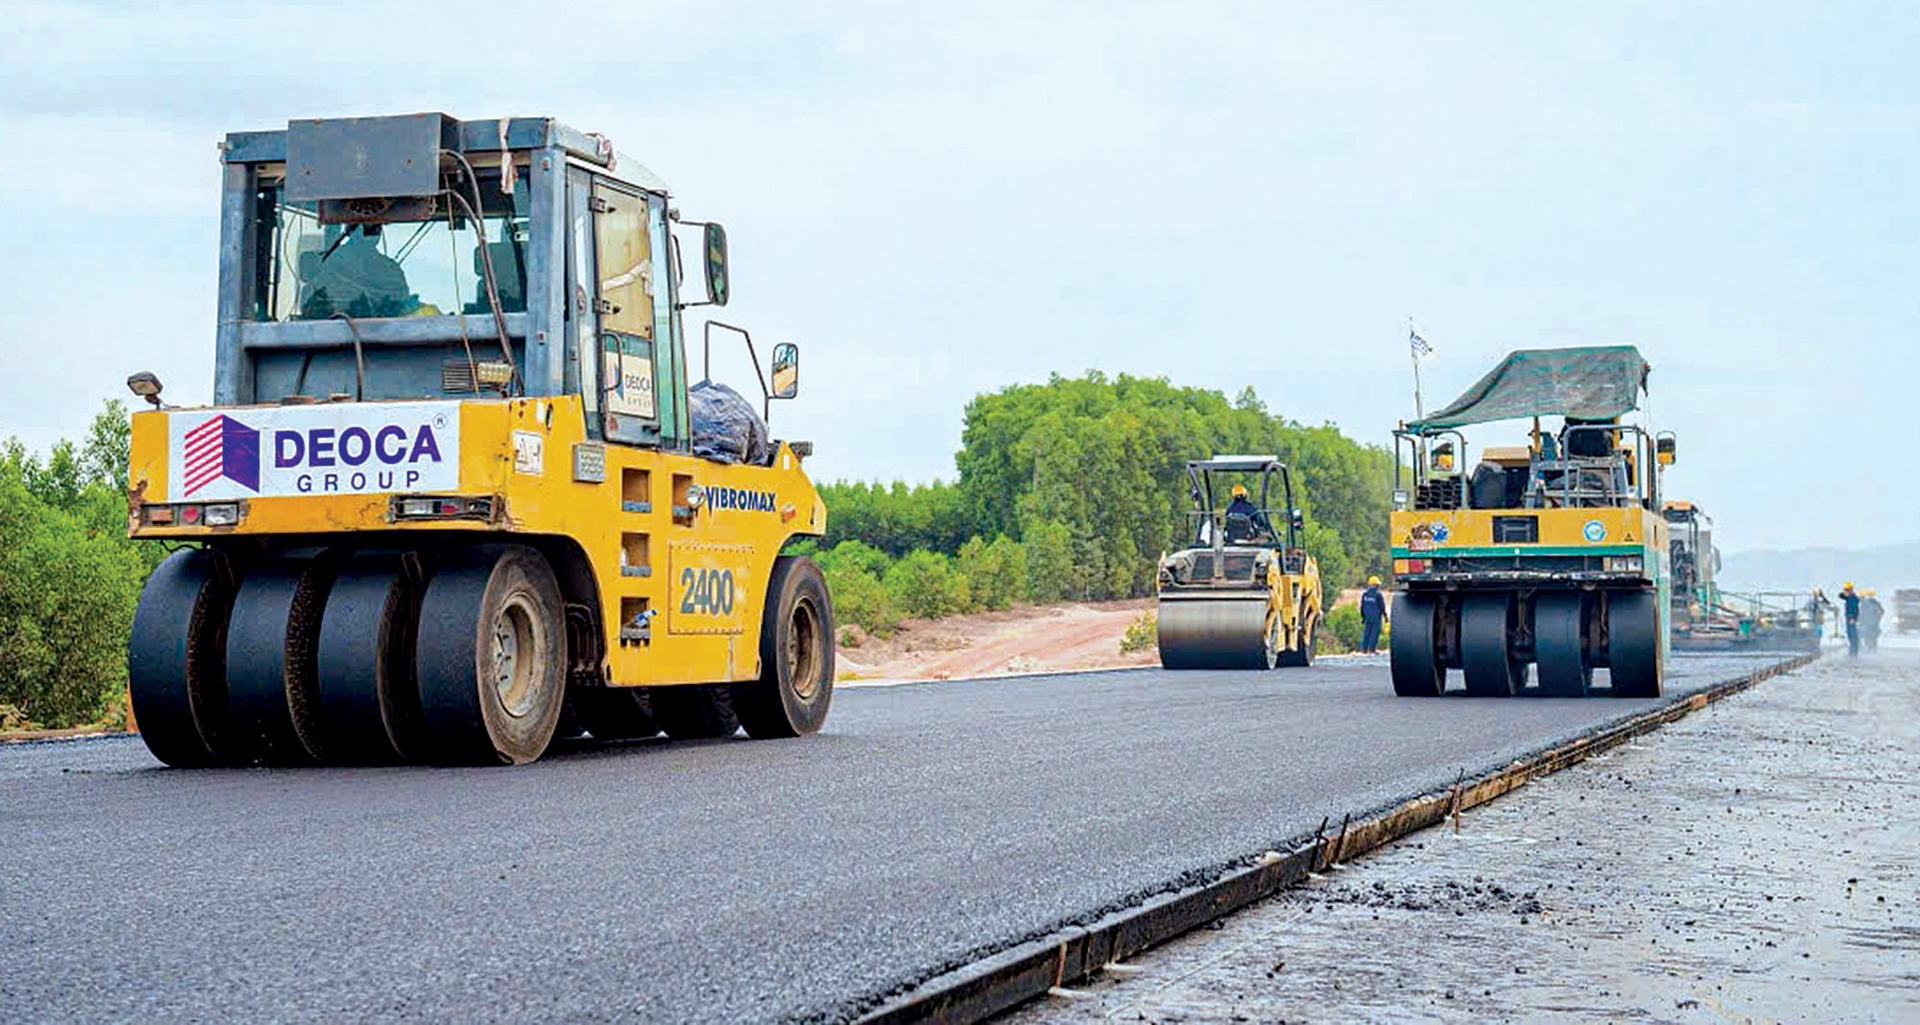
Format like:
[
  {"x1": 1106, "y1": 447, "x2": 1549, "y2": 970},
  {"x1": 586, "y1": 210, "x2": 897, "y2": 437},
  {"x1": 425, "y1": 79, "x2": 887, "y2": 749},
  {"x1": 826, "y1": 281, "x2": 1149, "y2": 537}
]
[{"x1": 680, "y1": 567, "x2": 737, "y2": 616}]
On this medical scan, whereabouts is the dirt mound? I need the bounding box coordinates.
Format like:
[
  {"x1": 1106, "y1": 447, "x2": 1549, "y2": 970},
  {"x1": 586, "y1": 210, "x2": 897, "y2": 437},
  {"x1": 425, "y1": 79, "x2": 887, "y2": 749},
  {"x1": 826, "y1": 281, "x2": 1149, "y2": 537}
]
[{"x1": 836, "y1": 599, "x2": 1158, "y2": 685}]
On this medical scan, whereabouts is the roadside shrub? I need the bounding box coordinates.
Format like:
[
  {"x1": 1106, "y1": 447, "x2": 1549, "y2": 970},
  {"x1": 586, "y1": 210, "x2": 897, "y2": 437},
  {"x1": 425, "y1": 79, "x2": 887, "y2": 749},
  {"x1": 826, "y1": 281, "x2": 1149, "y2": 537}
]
[
  {"x1": 0, "y1": 457, "x2": 147, "y2": 728},
  {"x1": 817, "y1": 538, "x2": 893, "y2": 579},
  {"x1": 958, "y1": 534, "x2": 1027, "y2": 611},
  {"x1": 1022, "y1": 520, "x2": 1076, "y2": 603},
  {"x1": 884, "y1": 549, "x2": 971, "y2": 619},
  {"x1": 1119, "y1": 610, "x2": 1157, "y2": 654},
  {"x1": 822, "y1": 565, "x2": 898, "y2": 636},
  {"x1": 1325, "y1": 604, "x2": 1364, "y2": 651}
]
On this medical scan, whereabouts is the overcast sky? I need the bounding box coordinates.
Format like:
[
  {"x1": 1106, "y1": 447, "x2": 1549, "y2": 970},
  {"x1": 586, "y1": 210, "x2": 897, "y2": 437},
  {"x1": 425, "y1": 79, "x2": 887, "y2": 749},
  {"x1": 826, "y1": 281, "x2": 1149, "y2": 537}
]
[{"x1": 2, "y1": 1, "x2": 1914, "y2": 552}]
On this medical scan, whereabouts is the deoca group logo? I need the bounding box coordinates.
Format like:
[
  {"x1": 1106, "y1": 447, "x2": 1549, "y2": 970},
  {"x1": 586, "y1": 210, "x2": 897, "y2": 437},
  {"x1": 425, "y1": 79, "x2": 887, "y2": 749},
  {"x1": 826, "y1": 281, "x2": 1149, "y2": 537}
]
[
  {"x1": 181, "y1": 415, "x2": 260, "y2": 496},
  {"x1": 169, "y1": 403, "x2": 461, "y2": 500}
]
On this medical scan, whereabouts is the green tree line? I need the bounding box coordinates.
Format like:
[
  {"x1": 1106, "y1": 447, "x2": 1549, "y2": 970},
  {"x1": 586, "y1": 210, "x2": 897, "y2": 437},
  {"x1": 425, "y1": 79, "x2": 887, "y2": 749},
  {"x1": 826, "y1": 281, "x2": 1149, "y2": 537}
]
[
  {"x1": 809, "y1": 372, "x2": 1392, "y2": 635},
  {"x1": 0, "y1": 401, "x2": 162, "y2": 730}
]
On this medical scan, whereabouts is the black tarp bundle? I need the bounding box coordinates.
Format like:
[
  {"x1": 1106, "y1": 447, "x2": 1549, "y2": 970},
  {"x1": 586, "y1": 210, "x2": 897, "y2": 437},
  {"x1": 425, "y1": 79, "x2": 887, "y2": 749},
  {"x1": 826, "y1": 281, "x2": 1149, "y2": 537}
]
[
  {"x1": 1410, "y1": 345, "x2": 1650, "y2": 431},
  {"x1": 689, "y1": 380, "x2": 770, "y2": 464}
]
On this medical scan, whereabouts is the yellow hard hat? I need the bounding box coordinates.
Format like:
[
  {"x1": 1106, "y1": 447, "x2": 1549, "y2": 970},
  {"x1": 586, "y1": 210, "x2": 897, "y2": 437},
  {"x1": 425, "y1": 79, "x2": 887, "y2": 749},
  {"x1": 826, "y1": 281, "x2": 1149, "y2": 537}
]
[
  {"x1": 1368, "y1": 575, "x2": 1382, "y2": 586},
  {"x1": 1845, "y1": 581, "x2": 1855, "y2": 591},
  {"x1": 1231, "y1": 484, "x2": 1248, "y2": 498},
  {"x1": 1865, "y1": 589, "x2": 1877, "y2": 597}
]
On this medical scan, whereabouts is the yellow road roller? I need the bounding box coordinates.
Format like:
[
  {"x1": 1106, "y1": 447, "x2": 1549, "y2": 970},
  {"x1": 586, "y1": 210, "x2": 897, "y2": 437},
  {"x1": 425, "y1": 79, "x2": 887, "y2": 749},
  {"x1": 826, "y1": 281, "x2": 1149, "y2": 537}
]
[
  {"x1": 1388, "y1": 346, "x2": 1674, "y2": 698},
  {"x1": 124, "y1": 113, "x2": 832, "y2": 766},
  {"x1": 1156, "y1": 456, "x2": 1324, "y2": 669}
]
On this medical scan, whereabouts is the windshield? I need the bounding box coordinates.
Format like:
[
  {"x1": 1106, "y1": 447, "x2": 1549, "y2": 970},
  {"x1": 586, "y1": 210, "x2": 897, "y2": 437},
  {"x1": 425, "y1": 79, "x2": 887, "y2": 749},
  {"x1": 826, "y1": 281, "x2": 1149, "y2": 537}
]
[{"x1": 249, "y1": 167, "x2": 531, "y2": 321}]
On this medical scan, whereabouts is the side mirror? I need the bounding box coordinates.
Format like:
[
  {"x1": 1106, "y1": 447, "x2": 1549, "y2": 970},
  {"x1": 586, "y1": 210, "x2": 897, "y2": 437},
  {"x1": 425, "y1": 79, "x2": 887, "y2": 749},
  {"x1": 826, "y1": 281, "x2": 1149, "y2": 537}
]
[
  {"x1": 1656, "y1": 434, "x2": 1677, "y2": 466},
  {"x1": 704, "y1": 223, "x2": 729, "y2": 307},
  {"x1": 770, "y1": 342, "x2": 799, "y2": 399},
  {"x1": 1290, "y1": 508, "x2": 1305, "y2": 531}
]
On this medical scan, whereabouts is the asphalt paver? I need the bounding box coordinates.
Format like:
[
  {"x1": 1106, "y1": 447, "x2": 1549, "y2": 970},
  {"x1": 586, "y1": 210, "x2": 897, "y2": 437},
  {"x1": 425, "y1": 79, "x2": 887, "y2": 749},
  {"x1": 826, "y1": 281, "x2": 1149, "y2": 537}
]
[{"x1": 0, "y1": 653, "x2": 1791, "y2": 1022}]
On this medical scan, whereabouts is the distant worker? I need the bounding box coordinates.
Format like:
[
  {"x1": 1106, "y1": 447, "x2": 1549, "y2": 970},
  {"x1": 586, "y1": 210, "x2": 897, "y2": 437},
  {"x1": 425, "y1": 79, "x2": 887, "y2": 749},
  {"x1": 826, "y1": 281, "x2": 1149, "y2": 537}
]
[
  {"x1": 1223, "y1": 484, "x2": 1266, "y2": 542},
  {"x1": 1838, "y1": 582, "x2": 1862, "y2": 657},
  {"x1": 1359, "y1": 575, "x2": 1387, "y2": 654},
  {"x1": 1808, "y1": 588, "x2": 1833, "y2": 646},
  {"x1": 1862, "y1": 589, "x2": 1885, "y2": 653}
]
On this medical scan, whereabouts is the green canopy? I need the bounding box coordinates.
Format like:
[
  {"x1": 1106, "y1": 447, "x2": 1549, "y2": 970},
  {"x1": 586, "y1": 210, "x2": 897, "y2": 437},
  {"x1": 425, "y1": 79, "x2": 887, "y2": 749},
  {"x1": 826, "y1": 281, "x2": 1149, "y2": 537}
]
[{"x1": 1409, "y1": 345, "x2": 1650, "y2": 431}]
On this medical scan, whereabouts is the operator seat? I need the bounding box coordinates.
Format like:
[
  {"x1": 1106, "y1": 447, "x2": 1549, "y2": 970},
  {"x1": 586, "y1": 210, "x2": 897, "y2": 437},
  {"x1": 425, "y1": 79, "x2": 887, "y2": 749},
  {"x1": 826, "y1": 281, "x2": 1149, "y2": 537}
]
[{"x1": 471, "y1": 241, "x2": 527, "y2": 313}]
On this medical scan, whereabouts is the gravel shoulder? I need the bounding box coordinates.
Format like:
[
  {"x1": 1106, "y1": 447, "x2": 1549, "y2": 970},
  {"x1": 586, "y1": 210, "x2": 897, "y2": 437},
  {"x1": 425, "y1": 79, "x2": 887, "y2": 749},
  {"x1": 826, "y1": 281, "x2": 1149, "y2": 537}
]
[{"x1": 1012, "y1": 644, "x2": 1920, "y2": 1023}]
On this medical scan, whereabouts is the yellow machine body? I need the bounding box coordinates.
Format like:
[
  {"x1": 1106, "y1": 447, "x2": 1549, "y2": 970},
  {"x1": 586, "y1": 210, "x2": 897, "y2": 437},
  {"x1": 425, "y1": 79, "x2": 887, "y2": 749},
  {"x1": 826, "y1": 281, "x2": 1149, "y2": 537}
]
[{"x1": 128, "y1": 395, "x2": 825, "y2": 688}]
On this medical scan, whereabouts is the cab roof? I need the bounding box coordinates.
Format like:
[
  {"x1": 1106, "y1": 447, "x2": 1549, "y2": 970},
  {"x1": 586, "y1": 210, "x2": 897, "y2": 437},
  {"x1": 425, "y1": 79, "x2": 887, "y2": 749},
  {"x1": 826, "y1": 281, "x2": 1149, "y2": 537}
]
[
  {"x1": 219, "y1": 113, "x2": 669, "y2": 195},
  {"x1": 1189, "y1": 455, "x2": 1286, "y2": 473}
]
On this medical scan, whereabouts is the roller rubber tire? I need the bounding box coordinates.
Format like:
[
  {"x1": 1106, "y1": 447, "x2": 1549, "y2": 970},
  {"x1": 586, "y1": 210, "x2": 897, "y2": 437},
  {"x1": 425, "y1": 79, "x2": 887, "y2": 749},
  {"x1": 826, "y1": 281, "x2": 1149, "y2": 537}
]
[
  {"x1": 1606, "y1": 589, "x2": 1664, "y2": 698},
  {"x1": 573, "y1": 687, "x2": 660, "y2": 741},
  {"x1": 415, "y1": 545, "x2": 567, "y2": 765},
  {"x1": 225, "y1": 555, "x2": 339, "y2": 765},
  {"x1": 653, "y1": 684, "x2": 740, "y2": 740},
  {"x1": 1389, "y1": 592, "x2": 1444, "y2": 696},
  {"x1": 1460, "y1": 592, "x2": 1524, "y2": 697},
  {"x1": 315, "y1": 551, "x2": 426, "y2": 763},
  {"x1": 734, "y1": 556, "x2": 836, "y2": 739},
  {"x1": 128, "y1": 549, "x2": 241, "y2": 767},
  {"x1": 1533, "y1": 591, "x2": 1593, "y2": 697}
]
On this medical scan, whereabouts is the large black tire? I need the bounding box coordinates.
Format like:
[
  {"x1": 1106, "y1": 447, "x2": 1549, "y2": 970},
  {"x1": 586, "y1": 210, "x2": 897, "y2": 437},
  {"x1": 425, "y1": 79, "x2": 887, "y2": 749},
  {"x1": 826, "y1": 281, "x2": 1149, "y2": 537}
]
[
  {"x1": 1390, "y1": 592, "x2": 1444, "y2": 696},
  {"x1": 128, "y1": 549, "x2": 241, "y2": 767},
  {"x1": 315, "y1": 551, "x2": 426, "y2": 763},
  {"x1": 573, "y1": 687, "x2": 660, "y2": 741},
  {"x1": 225, "y1": 555, "x2": 338, "y2": 765},
  {"x1": 1533, "y1": 591, "x2": 1593, "y2": 697},
  {"x1": 734, "y1": 556, "x2": 836, "y2": 738},
  {"x1": 652, "y1": 684, "x2": 740, "y2": 740},
  {"x1": 1276, "y1": 612, "x2": 1316, "y2": 668},
  {"x1": 1460, "y1": 592, "x2": 1524, "y2": 697},
  {"x1": 1606, "y1": 589, "x2": 1664, "y2": 698},
  {"x1": 415, "y1": 546, "x2": 567, "y2": 765}
]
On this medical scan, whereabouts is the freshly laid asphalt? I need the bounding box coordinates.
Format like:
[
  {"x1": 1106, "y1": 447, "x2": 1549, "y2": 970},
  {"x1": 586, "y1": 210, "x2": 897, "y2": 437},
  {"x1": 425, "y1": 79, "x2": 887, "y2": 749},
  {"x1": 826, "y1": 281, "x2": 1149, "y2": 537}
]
[{"x1": 0, "y1": 653, "x2": 1794, "y2": 1023}]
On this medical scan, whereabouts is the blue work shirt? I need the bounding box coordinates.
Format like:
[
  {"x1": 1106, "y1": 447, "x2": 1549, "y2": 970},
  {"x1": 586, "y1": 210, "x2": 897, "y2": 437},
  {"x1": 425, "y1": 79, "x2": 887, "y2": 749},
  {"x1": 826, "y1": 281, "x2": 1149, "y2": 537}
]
[{"x1": 1359, "y1": 586, "x2": 1385, "y2": 622}]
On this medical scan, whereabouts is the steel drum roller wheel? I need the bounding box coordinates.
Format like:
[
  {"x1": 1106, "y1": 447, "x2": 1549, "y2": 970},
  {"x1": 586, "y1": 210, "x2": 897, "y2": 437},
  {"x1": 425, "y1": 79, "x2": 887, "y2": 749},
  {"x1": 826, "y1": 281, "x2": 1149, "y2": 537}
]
[
  {"x1": 1389, "y1": 592, "x2": 1444, "y2": 697},
  {"x1": 315, "y1": 551, "x2": 426, "y2": 763},
  {"x1": 1157, "y1": 597, "x2": 1275, "y2": 670},
  {"x1": 734, "y1": 556, "x2": 836, "y2": 739},
  {"x1": 1606, "y1": 589, "x2": 1664, "y2": 698},
  {"x1": 128, "y1": 548, "x2": 242, "y2": 767},
  {"x1": 1460, "y1": 592, "x2": 1524, "y2": 697},
  {"x1": 415, "y1": 545, "x2": 567, "y2": 765},
  {"x1": 1533, "y1": 591, "x2": 1593, "y2": 697}
]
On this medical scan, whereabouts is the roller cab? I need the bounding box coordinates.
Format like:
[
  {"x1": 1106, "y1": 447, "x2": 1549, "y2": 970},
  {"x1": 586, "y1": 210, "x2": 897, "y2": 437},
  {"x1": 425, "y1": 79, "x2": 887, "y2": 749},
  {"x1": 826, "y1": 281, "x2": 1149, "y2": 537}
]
[
  {"x1": 1156, "y1": 456, "x2": 1323, "y2": 670},
  {"x1": 124, "y1": 114, "x2": 833, "y2": 766},
  {"x1": 1388, "y1": 346, "x2": 1672, "y2": 698}
]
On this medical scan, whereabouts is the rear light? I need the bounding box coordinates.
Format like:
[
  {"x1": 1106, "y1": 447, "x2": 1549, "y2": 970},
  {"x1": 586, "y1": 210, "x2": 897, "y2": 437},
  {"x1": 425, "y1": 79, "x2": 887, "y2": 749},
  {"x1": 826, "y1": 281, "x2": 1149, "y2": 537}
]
[
  {"x1": 1606, "y1": 555, "x2": 1644, "y2": 573},
  {"x1": 1393, "y1": 558, "x2": 1430, "y2": 574},
  {"x1": 390, "y1": 495, "x2": 497, "y2": 522},
  {"x1": 142, "y1": 502, "x2": 246, "y2": 527}
]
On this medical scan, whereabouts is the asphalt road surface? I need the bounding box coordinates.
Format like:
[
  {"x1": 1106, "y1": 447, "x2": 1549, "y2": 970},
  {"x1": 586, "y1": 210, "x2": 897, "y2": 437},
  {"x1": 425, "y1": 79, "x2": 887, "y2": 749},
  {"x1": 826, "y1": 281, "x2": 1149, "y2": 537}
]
[
  {"x1": 0, "y1": 653, "x2": 1793, "y2": 1023},
  {"x1": 1009, "y1": 647, "x2": 1904, "y2": 1023}
]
